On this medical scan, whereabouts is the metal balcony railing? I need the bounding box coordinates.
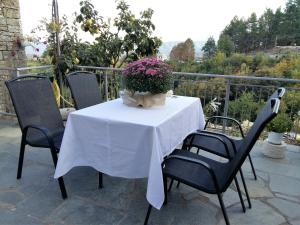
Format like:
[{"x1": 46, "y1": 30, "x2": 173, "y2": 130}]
[{"x1": 1, "y1": 65, "x2": 300, "y2": 140}]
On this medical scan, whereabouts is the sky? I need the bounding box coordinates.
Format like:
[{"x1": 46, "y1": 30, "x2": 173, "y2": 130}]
[{"x1": 19, "y1": 0, "x2": 287, "y2": 43}]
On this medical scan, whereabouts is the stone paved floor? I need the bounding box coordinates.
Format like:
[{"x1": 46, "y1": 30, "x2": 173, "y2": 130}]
[{"x1": 0, "y1": 120, "x2": 300, "y2": 225}]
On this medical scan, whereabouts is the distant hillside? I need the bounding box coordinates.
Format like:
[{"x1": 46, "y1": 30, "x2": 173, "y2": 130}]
[
  {"x1": 158, "y1": 41, "x2": 205, "y2": 59},
  {"x1": 248, "y1": 46, "x2": 300, "y2": 58}
]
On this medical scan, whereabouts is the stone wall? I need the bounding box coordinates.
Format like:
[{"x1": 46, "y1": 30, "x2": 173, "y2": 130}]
[{"x1": 0, "y1": 0, "x2": 26, "y2": 114}]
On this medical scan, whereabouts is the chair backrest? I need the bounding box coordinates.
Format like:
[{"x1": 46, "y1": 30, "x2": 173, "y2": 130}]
[
  {"x1": 5, "y1": 75, "x2": 64, "y2": 132},
  {"x1": 66, "y1": 71, "x2": 102, "y2": 110},
  {"x1": 269, "y1": 87, "x2": 285, "y2": 100},
  {"x1": 224, "y1": 98, "x2": 280, "y2": 190}
]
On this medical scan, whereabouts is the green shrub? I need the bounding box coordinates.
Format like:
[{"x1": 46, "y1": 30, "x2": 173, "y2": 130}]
[
  {"x1": 228, "y1": 92, "x2": 263, "y2": 121},
  {"x1": 283, "y1": 90, "x2": 300, "y2": 117},
  {"x1": 267, "y1": 113, "x2": 293, "y2": 133}
]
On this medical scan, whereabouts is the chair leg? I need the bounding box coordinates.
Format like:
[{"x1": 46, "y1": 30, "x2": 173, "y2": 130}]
[
  {"x1": 239, "y1": 169, "x2": 251, "y2": 209},
  {"x1": 58, "y1": 177, "x2": 68, "y2": 199},
  {"x1": 50, "y1": 147, "x2": 68, "y2": 199},
  {"x1": 144, "y1": 204, "x2": 153, "y2": 225},
  {"x1": 17, "y1": 137, "x2": 26, "y2": 179},
  {"x1": 176, "y1": 181, "x2": 181, "y2": 188},
  {"x1": 248, "y1": 154, "x2": 257, "y2": 180},
  {"x1": 217, "y1": 193, "x2": 230, "y2": 225},
  {"x1": 98, "y1": 172, "x2": 103, "y2": 189},
  {"x1": 163, "y1": 175, "x2": 168, "y2": 205},
  {"x1": 234, "y1": 177, "x2": 246, "y2": 213},
  {"x1": 168, "y1": 179, "x2": 174, "y2": 192}
]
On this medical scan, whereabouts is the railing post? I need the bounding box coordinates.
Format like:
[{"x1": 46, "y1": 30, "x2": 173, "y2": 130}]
[
  {"x1": 16, "y1": 69, "x2": 20, "y2": 77},
  {"x1": 98, "y1": 72, "x2": 102, "y2": 100},
  {"x1": 223, "y1": 78, "x2": 231, "y2": 117},
  {"x1": 120, "y1": 72, "x2": 125, "y2": 91},
  {"x1": 105, "y1": 73, "x2": 108, "y2": 101},
  {"x1": 222, "y1": 78, "x2": 231, "y2": 133}
]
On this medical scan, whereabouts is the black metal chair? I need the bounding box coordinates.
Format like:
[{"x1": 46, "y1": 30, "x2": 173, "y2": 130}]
[
  {"x1": 66, "y1": 71, "x2": 103, "y2": 188},
  {"x1": 144, "y1": 98, "x2": 281, "y2": 225},
  {"x1": 200, "y1": 87, "x2": 286, "y2": 180},
  {"x1": 66, "y1": 71, "x2": 102, "y2": 110},
  {"x1": 5, "y1": 75, "x2": 67, "y2": 199},
  {"x1": 168, "y1": 87, "x2": 286, "y2": 210}
]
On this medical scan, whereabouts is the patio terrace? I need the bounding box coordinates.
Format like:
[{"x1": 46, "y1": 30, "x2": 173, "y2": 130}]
[{"x1": 1, "y1": 119, "x2": 300, "y2": 225}]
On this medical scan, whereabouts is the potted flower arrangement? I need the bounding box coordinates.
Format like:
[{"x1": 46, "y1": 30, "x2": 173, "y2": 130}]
[
  {"x1": 263, "y1": 113, "x2": 293, "y2": 158},
  {"x1": 121, "y1": 57, "x2": 173, "y2": 107}
]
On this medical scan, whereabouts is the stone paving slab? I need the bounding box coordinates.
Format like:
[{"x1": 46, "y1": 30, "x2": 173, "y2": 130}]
[
  {"x1": 227, "y1": 200, "x2": 286, "y2": 225},
  {"x1": 267, "y1": 198, "x2": 300, "y2": 221},
  {"x1": 0, "y1": 120, "x2": 300, "y2": 225},
  {"x1": 269, "y1": 173, "x2": 300, "y2": 197}
]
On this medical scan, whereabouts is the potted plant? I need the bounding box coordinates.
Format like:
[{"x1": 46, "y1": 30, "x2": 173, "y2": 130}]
[
  {"x1": 121, "y1": 57, "x2": 173, "y2": 107},
  {"x1": 266, "y1": 113, "x2": 293, "y2": 144},
  {"x1": 263, "y1": 113, "x2": 293, "y2": 158}
]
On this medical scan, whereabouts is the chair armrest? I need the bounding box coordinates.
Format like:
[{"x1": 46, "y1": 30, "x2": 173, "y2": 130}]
[
  {"x1": 204, "y1": 116, "x2": 245, "y2": 138},
  {"x1": 163, "y1": 154, "x2": 220, "y2": 191},
  {"x1": 23, "y1": 125, "x2": 55, "y2": 149},
  {"x1": 198, "y1": 130, "x2": 237, "y2": 154},
  {"x1": 182, "y1": 132, "x2": 231, "y2": 158}
]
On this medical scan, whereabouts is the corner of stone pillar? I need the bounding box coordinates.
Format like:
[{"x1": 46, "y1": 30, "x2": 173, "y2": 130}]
[{"x1": 0, "y1": 0, "x2": 27, "y2": 116}]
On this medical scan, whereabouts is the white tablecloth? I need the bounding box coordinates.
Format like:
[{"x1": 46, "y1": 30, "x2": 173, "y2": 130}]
[{"x1": 54, "y1": 96, "x2": 205, "y2": 209}]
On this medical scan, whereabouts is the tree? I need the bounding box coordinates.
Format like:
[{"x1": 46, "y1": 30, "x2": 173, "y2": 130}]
[
  {"x1": 280, "y1": 0, "x2": 300, "y2": 45},
  {"x1": 273, "y1": 8, "x2": 284, "y2": 46},
  {"x1": 217, "y1": 34, "x2": 235, "y2": 56},
  {"x1": 169, "y1": 38, "x2": 195, "y2": 61},
  {"x1": 258, "y1": 8, "x2": 276, "y2": 49},
  {"x1": 247, "y1": 13, "x2": 259, "y2": 51},
  {"x1": 75, "y1": 0, "x2": 162, "y2": 67},
  {"x1": 222, "y1": 16, "x2": 248, "y2": 52},
  {"x1": 202, "y1": 37, "x2": 217, "y2": 58}
]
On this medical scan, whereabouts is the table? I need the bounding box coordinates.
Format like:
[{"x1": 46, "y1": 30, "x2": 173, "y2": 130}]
[{"x1": 54, "y1": 96, "x2": 205, "y2": 209}]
